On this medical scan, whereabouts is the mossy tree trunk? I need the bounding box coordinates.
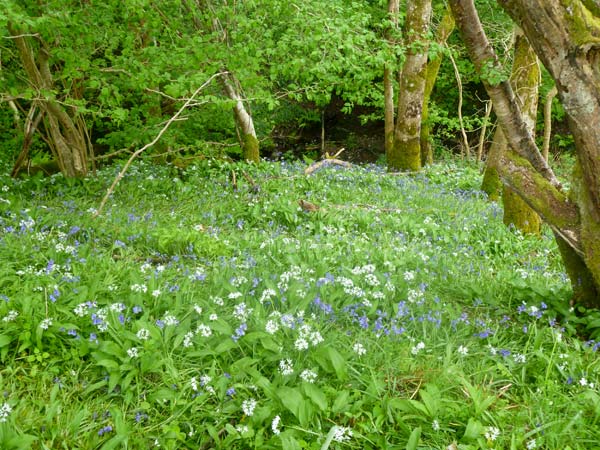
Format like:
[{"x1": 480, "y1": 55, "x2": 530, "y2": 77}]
[
  {"x1": 420, "y1": 6, "x2": 455, "y2": 166},
  {"x1": 481, "y1": 130, "x2": 504, "y2": 202},
  {"x1": 501, "y1": 30, "x2": 541, "y2": 234},
  {"x1": 383, "y1": 0, "x2": 400, "y2": 157},
  {"x1": 482, "y1": 30, "x2": 543, "y2": 236},
  {"x1": 388, "y1": 0, "x2": 432, "y2": 172},
  {"x1": 221, "y1": 72, "x2": 260, "y2": 163},
  {"x1": 450, "y1": 0, "x2": 600, "y2": 306},
  {"x1": 9, "y1": 24, "x2": 89, "y2": 178}
]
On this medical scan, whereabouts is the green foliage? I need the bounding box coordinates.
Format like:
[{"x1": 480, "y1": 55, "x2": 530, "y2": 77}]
[{"x1": 0, "y1": 157, "x2": 596, "y2": 448}]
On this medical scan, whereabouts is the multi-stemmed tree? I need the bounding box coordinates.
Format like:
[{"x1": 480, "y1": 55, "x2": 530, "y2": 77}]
[{"x1": 450, "y1": 0, "x2": 600, "y2": 306}]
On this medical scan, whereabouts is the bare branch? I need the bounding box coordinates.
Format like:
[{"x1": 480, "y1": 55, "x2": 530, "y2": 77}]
[{"x1": 93, "y1": 72, "x2": 224, "y2": 217}]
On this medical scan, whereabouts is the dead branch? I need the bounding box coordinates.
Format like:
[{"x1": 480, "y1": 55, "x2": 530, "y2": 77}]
[
  {"x1": 93, "y1": 72, "x2": 224, "y2": 217},
  {"x1": 304, "y1": 158, "x2": 353, "y2": 175}
]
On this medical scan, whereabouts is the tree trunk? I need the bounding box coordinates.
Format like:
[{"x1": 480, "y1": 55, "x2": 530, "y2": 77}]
[
  {"x1": 221, "y1": 72, "x2": 260, "y2": 163},
  {"x1": 9, "y1": 25, "x2": 89, "y2": 178},
  {"x1": 388, "y1": 0, "x2": 433, "y2": 172},
  {"x1": 384, "y1": 0, "x2": 400, "y2": 157},
  {"x1": 542, "y1": 86, "x2": 558, "y2": 162},
  {"x1": 420, "y1": 6, "x2": 455, "y2": 165},
  {"x1": 449, "y1": 0, "x2": 600, "y2": 306},
  {"x1": 501, "y1": 30, "x2": 541, "y2": 234},
  {"x1": 481, "y1": 128, "x2": 504, "y2": 202}
]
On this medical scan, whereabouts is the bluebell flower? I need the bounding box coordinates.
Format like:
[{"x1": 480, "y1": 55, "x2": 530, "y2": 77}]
[{"x1": 98, "y1": 425, "x2": 113, "y2": 436}]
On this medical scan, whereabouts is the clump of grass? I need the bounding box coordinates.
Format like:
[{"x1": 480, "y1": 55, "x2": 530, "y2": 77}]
[{"x1": 0, "y1": 158, "x2": 596, "y2": 449}]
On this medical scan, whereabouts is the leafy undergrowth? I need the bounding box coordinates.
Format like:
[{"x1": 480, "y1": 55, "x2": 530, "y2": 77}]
[{"x1": 0, "y1": 159, "x2": 598, "y2": 450}]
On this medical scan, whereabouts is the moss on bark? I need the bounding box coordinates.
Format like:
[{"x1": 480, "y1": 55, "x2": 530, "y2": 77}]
[
  {"x1": 389, "y1": 137, "x2": 422, "y2": 172},
  {"x1": 481, "y1": 165, "x2": 502, "y2": 201},
  {"x1": 502, "y1": 185, "x2": 541, "y2": 234},
  {"x1": 242, "y1": 133, "x2": 260, "y2": 163},
  {"x1": 555, "y1": 232, "x2": 599, "y2": 308}
]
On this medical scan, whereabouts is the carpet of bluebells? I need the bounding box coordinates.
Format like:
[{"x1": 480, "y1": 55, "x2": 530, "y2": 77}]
[{"x1": 1, "y1": 158, "x2": 599, "y2": 449}]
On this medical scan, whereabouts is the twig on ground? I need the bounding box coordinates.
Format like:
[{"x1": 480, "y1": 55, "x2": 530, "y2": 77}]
[{"x1": 304, "y1": 158, "x2": 352, "y2": 175}]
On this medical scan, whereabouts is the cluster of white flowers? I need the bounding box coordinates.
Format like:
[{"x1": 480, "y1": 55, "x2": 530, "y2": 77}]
[
  {"x1": 195, "y1": 324, "x2": 212, "y2": 337},
  {"x1": 279, "y1": 359, "x2": 294, "y2": 376},
  {"x1": 271, "y1": 415, "x2": 281, "y2": 435},
  {"x1": 457, "y1": 345, "x2": 469, "y2": 356},
  {"x1": 183, "y1": 331, "x2": 195, "y2": 348},
  {"x1": 130, "y1": 283, "x2": 148, "y2": 293},
  {"x1": 513, "y1": 353, "x2": 526, "y2": 364},
  {"x1": 39, "y1": 318, "x2": 53, "y2": 330},
  {"x1": 127, "y1": 347, "x2": 139, "y2": 358},
  {"x1": 294, "y1": 324, "x2": 323, "y2": 351},
  {"x1": 228, "y1": 291, "x2": 243, "y2": 299},
  {"x1": 242, "y1": 398, "x2": 257, "y2": 416},
  {"x1": 299, "y1": 369, "x2": 318, "y2": 383},
  {"x1": 404, "y1": 271, "x2": 415, "y2": 281},
  {"x1": 162, "y1": 312, "x2": 179, "y2": 326},
  {"x1": 0, "y1": 402, "x2": 12, "y2": 423},
  {"x1": 332, "y1": 426, "x2": 353, "y2": 442},
  {"x1": 109, "y1": 303, "x2": 126, "y2": 312},
  {"x1": 211, "y1": 296, "x2": 224, "y2": 306},
  {"x1": 191, "y1": 374, "x2": 215, "y2": 395},
  {"x1": 54, "y1": 242, "x2": 75, "y2": 254},
  {"x1": 353, "y1": 342, "x2": 367, "y2": 356},
  {"x1": 364, "y1": 273, "x2": 380, "y2": 287},
  {"x1": 137, "y1": 328, "x2": 150, "y2": 340},
  {"x1": 259, "y1": 288, "x2": 277, "y2": 304},
  {"x1": 407, "y1": 289, "x2": 424, "y2": 303},
  {"x1": 265, "y1": 319, "x2": 279, "y2": 334},
  {"x1": 230, "y1": 276, "x2": 248, "y2": 287},
  {"x1": 2, "y1": 310, "x2": 18, "y2": 322},
  {"x1": 411, "y1": 341, "x2": 425, "y2": 355},
  {"x1": 485, "y1": 426, "x2": 500, "y2": 441}
]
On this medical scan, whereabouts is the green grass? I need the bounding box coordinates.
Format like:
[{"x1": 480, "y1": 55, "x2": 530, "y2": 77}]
[{"x1": 0, "y1": 158, "x2": 598, "y2": 449}]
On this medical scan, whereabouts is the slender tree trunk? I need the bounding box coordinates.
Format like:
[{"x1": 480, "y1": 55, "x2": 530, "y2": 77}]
[
  {"x1": 221, "y1": 72, "x2": 259, "y2": 163},
  {"x1": 388, "y1": 0, "x2": 433, "y2": 172},
  {"x1": 420, "y1": 6, "x2": 455, "y2": 165},
  {"x1": 449, "y1": 0, "x2": 600, "y2": 306},
  {"x1": 9, "y1": 25, "x2": 89, "y2": 177},
  {"x1": 542, "y1": 86, "x2": 557, "y2": 162},
  {"x1": 384, "y1": 0, "x2": 399, "y2": 157},
  {"x1": 476, "y1": 100, "x2": 492, "y2": 163}
]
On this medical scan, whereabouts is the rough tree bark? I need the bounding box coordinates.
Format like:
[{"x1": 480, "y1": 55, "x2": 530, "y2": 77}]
[
  {"x1": 388, "y1": 0, "x2": 433, "y2": 172},
  {"x1": 420, "y1": 6, "x2": 455, "y2": 165},
  {"x1": 449, "y1": 0, "x2": 600, "y2": 306},
  {"x1": 383, "y1": 0, "x2": 400, "y2": 157},
  {"x1": 8, "y1": 24, "x2": 89, "y2": 178},
  {"x1": 486, "y1": 30, "x2": 542, "y2": 234}
]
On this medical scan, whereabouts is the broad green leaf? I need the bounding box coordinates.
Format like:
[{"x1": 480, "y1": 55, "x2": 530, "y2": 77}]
[
  {"x1": 303, "y1": 383, "x2": 327, "y2": 411},
  {"x1": 0, "y1": 334, "x2": 12, "y2": 348},
  {"x1": 277, "y1": 386, "x2": 304, "y2": 419},
  {"x1": 405, "y1": 426, "x2": 421, "y2": 450}
]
